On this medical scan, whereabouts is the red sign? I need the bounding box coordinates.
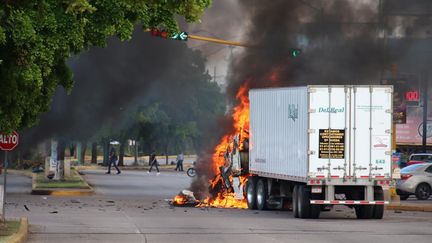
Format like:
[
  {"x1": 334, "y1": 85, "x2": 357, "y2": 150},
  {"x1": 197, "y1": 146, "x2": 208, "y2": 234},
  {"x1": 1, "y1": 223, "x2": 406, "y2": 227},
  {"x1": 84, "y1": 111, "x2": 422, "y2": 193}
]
[
  {"x1": 405, "y1": 90, "x2": 420, "y2": 102},
  {"x1": 0, "y1": 131, "x2": 19, "y2": 151}
]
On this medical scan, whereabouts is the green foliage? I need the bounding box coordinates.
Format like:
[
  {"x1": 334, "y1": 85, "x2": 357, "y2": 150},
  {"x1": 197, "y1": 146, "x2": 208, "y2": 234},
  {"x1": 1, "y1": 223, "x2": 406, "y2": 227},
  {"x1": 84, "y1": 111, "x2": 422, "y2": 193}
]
[{"x1": 0, "y1": 0, "x2": 211, "y2": 132}]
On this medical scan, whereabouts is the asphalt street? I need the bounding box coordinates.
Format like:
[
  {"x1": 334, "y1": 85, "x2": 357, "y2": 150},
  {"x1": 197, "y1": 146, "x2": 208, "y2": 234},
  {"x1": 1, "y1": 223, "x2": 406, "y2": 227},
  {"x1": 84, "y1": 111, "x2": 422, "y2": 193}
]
[{"x1": 3, "y1": 170, "x2": 432, "y2": 243}]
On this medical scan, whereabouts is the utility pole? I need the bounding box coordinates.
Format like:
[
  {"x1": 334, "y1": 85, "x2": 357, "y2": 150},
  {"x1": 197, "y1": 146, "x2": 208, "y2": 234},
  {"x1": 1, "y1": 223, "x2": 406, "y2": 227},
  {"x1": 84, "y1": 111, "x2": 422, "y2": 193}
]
[
  {"x1": 422, "y1": 72, "x2": 429, "y2": 152},
  {"x1": 213, "y1": 66, "x2": 217, "y2": 83}
]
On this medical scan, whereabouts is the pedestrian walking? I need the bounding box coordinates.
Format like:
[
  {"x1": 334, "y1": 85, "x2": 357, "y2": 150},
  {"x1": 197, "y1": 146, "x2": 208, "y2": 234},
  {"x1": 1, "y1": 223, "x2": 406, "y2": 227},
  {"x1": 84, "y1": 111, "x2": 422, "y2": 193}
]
[
  {"x1": 148, "y1": 150, "x2": 160, "y2": 175},
  {"x1": 106, "y1": 147, "x2": 121, "y2": 174},
  {"x1": 175, "y1": 152, "x2": 184, "y2": 171}
]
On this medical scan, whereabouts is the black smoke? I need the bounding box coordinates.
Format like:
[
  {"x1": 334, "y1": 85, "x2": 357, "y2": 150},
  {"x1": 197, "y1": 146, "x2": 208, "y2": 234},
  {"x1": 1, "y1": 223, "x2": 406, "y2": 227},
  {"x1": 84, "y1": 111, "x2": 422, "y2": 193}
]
[
  {"x1": 192, "y1": 0, "x2": 432, "y2": 198},
  {"x1": 226, "y1": 0, "x2": 389, "y2": 99},
  {"x1": 21, "y1": 27, "x2": 213, "y2": 149}
]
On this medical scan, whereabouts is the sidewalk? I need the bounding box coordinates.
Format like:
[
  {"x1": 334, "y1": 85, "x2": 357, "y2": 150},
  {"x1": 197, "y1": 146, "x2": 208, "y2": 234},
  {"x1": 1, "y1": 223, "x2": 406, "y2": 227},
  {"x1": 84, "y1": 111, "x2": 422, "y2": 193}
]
[
  {"x1": 387, "y1": 197, "x2": 432, "y2": 212},
  {"x1": 75, "y1": 164, "x2": 192, "y2": 172}
]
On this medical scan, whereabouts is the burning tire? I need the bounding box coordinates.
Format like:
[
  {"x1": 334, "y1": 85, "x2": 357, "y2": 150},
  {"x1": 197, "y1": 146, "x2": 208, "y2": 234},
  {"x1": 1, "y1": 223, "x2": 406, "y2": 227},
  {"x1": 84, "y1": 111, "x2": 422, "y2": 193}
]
[
  {"x1": 372, "y1": 187, "x2": 384, "y2": 219},
  {"x1": 256, "y1": 178, "x2": 268, "y2": 210},
  {"x1": 246, "y1": 176, "x2": 258, "y2": 209},
  {"x1": 297, "y1": 184, "x2": 311, "y2": 219}
]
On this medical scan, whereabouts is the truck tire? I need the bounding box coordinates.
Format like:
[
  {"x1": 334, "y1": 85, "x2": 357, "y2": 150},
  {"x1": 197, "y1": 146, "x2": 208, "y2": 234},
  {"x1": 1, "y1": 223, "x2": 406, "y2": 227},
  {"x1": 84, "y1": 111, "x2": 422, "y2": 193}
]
[
  {"x1": 246, "y1": 176, "x2": 258, "y2": 209},
  {"x1": 355, "y1": 205, "x2": 374, "y2": 219},
  {"x1": 297, "y1": 184, "x2": 311, "y2": 219},
  {"x1": 256, "y1": 178, "x2": 268, "y2": 210},
  {"x1": 310, "y1": 194, "x2": 321, "y2": 219},
  {"x1": 292, "y1": 185, "x2": 299, "y2": 218},
  {"x1": 372, "y1": 187, "x2": 384, "y2": 219},
  {"x1": 353, "y1": 189, "x2": 373, "y2": 219}
]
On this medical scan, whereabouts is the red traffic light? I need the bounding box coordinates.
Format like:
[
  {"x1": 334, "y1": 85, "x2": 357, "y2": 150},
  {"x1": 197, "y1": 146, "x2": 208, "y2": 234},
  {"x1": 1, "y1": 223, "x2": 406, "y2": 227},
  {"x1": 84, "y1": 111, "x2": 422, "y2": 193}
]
[
  {"x1": 150, "y1": 28, "x2": 160, "y2": 36},
  {"x1": 150, "y1": 28, "x2": 168, "y2": 39},
  {"x1": 160, "y1": 30, "x2": 168, "y2": 39}
]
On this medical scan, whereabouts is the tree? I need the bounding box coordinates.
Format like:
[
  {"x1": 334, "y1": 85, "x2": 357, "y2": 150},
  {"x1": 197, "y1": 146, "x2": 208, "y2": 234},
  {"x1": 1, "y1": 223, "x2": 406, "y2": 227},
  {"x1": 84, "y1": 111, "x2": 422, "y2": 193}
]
[{"x1": 0, "y1": 0, "x2": 211, "y2": 132}]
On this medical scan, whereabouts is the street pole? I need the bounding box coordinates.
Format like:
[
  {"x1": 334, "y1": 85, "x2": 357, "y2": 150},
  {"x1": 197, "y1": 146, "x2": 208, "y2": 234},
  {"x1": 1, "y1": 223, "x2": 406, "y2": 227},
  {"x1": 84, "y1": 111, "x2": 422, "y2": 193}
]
[
  {"x1": 1, "y1": 151, "x2": 7, "y2": 222},
  {"x1": 422, "y1": 72, "x2": 429, "y2": 152}
]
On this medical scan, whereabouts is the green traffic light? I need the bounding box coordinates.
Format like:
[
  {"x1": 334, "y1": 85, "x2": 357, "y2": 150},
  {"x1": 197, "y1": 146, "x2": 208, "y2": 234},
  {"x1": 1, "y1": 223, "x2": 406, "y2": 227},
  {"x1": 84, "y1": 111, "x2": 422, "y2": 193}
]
[{"x1": 291, "y1": 49, "x2": 301, "y2": 57}]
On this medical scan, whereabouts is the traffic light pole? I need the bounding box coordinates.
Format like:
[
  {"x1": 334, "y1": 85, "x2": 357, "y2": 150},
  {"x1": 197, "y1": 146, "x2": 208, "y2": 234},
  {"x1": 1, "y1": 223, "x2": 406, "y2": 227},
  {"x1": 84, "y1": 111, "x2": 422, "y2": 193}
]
[
  {"x1": 422, "y1": 72, "x2": 429, "y2": 152},
  {"x1": 188, "y1": 34, "x2": 248, "y2": 47}
]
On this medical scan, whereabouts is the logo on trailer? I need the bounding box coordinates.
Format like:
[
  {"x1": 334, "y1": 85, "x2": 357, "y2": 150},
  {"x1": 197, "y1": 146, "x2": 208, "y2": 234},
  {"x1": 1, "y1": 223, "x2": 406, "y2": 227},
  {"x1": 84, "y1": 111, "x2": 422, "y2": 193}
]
[
  {"x1": 288, "y1": 104, "x2": 298, "y2": 121},
  {"x1": 318, "y1": 107, "x2": 345, "y2": 113}
]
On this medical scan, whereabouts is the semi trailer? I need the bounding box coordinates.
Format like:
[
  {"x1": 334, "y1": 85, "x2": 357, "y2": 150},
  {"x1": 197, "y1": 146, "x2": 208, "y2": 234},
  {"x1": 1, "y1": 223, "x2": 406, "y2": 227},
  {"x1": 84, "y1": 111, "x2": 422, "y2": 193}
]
[{"x1": 245, "y1": 85, "x2": 393, "y2": 219}]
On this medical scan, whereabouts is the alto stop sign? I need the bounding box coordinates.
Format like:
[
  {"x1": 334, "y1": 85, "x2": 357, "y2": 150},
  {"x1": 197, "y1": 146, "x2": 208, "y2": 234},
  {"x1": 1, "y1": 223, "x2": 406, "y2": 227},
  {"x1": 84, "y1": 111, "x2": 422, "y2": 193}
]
[{"x1": 0, "y1": 131, "x2": 19, "y2": 151}]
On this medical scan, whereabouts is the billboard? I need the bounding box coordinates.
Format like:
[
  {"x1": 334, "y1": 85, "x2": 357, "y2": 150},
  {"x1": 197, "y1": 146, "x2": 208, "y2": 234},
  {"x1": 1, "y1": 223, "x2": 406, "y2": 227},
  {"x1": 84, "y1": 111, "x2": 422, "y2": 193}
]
[{"x1": 396, "y1": 106, "x2": 432, "y2": 145}]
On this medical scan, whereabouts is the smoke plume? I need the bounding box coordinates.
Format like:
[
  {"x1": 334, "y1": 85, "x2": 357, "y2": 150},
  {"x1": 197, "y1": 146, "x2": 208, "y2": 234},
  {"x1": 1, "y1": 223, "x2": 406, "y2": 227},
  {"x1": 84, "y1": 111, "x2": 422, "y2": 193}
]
[
  {"x1": 22, "y1": 28, "x2": 212, "y2": 149},
  {"x1": 192, "y1": 0, "x2": 432, "y2": 197}
]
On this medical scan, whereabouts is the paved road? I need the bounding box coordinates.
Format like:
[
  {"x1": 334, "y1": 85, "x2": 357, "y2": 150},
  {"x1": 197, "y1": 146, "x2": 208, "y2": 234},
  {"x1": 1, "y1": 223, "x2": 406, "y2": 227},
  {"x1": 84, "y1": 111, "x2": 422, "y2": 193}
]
[{"x1": 3, "y1": 170, "x2": 432, "y2": 243}]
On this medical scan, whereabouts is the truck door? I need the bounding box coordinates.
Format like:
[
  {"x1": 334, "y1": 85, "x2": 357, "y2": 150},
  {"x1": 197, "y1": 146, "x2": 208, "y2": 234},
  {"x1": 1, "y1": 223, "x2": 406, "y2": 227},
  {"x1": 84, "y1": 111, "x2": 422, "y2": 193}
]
[
  {"x1": 308, "y1": 86, "x2": 349, "y2": 179},
  {"x1": 350, "y1": 87, "x2": 392, "y2": 179}
]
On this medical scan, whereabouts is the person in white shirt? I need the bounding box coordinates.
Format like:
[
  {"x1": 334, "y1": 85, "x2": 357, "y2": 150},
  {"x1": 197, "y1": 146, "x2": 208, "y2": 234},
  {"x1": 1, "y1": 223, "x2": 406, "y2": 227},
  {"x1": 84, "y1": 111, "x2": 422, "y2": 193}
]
[{"x1": 175, "y1": 152, "x2": 184, "y2": 171}]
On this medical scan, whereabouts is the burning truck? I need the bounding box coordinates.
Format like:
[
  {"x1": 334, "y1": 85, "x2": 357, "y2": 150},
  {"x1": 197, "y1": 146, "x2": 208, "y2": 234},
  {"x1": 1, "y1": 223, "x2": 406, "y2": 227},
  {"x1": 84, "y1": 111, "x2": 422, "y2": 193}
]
[{"x1": 175, "y1": 85, "x2": 394, "y2": 220}]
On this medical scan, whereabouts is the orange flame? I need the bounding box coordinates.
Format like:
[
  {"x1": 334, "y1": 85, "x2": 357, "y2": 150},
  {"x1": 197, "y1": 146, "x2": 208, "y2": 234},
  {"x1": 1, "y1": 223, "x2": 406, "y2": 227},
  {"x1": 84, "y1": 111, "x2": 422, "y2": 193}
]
[
  {"x1": 173, "y1": 195, "x2": 187, "y2": 205},
  {"x1": 171, "y1": 82, "x2": 251, "y2": 209},
  {"x1": 211, "y1": 82, "x2": 250, "y2": 174},
  {"x1": 201, "y1": 82, "x2": 251, "y2": 209}
]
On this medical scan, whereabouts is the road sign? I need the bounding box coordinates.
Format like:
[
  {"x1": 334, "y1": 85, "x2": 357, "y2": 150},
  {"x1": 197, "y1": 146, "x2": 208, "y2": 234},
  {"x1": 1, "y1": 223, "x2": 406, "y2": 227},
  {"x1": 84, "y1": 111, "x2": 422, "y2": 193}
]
[{"x1": 0, "y1": 131, "x2": 19, "y2": 151}]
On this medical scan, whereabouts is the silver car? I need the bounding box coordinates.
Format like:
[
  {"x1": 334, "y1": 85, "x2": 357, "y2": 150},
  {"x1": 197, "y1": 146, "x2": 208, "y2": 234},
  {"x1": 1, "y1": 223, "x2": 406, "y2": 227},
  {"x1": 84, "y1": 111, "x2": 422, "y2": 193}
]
[{"x1": 396, "y1": 163, "x2": 432, "y2": 200}]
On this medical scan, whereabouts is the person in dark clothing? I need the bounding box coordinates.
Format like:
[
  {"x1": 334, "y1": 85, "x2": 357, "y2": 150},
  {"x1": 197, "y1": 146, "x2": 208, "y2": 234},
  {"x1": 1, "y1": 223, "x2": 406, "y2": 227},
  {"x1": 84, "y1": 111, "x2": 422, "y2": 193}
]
[
  {"x1": 106, "y1": 147, "x2": 121, "y2": 174},
  {"x1": 148, "y1": 151, "x2": 160, "y2": 174}
]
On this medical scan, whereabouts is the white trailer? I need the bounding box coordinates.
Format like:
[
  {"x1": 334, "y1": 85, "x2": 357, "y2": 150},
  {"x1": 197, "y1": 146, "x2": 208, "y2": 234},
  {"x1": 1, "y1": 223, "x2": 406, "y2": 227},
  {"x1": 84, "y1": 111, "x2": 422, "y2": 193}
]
[{"x1": 245, "y1": 85, "x2": 393, "y2": 219}]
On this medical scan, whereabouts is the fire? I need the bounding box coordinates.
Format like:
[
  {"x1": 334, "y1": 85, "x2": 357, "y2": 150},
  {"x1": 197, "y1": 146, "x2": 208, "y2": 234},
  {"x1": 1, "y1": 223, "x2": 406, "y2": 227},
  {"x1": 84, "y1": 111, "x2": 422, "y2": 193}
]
[
  {"x1": 201, "y1": 82, "x2": 251, "y2": 209},
  {"x1": 173, "y1": 195, "x2": 187, "y2": 205},
  {"x1": 211, "y1": 82, "x2": 250, "y2": 174},
  {"x1": 171, "y1": 82, "x2": 251, "y2": 209}
]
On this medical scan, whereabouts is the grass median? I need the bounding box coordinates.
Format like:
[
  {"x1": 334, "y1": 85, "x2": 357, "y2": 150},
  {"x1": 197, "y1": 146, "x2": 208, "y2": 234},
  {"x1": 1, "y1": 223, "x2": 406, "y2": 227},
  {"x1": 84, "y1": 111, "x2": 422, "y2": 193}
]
[
  {"x1": 34, "y1": 169, "x2": 89, "y2": 189},
  {"x1": 0, "y1": 220, "x2": 20, "y2": 243}
]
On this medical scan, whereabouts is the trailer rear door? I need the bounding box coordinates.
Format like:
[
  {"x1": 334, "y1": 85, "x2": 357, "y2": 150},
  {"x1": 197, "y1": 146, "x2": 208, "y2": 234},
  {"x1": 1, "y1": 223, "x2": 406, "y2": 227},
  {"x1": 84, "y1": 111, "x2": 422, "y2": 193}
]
[{"x1": 308, "y1": 86, "x2": 392, "y2": 180}]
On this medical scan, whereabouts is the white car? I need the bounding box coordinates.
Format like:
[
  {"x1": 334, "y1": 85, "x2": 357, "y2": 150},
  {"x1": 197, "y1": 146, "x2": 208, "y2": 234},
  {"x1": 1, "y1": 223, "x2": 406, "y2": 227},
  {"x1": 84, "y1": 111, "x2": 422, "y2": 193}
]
[{"x1": 396, "y1": 163, "x2": 432, "y2": 200}]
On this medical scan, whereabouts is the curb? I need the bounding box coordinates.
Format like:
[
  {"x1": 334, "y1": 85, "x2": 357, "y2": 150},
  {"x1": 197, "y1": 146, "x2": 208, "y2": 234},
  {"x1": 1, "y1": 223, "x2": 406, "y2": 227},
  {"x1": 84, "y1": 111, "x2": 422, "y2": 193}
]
[
  {"x1": 386, "y1": 204, "x2": 432, "y2": 212},
  {"x1": 6, "y1": 217, "x2": 28, "y2": 243},
  {"x1": 31, "y1": 173, "x2": 94, "y2": 196}
]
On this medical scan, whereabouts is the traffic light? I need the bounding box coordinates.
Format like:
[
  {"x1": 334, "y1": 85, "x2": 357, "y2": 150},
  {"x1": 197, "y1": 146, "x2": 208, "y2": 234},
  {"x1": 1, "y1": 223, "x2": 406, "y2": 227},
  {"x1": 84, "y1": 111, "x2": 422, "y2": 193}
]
[
  {"x1": 150, "y1": 28, "x2": 188, "y2": 41},
  {"x1": 170, "y1": 31, "x2": 188, "y2": 41},
  {"x1": 150, "y1": 28, "x2": 169, "y2": 38},
  {"x1": 289, "y1": 48, "x2": 302, "y2": 58}
]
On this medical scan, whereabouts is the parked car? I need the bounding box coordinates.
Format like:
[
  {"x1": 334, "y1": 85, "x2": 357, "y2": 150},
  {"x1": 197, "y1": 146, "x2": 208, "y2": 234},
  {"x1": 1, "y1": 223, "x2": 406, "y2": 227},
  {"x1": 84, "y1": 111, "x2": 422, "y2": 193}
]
[
  {"x1": 406, "y1": 153, "x2": 432, "y2": 166},
  {"x1": 396, "y1": 163, "x2": 432, "y2": 200}
]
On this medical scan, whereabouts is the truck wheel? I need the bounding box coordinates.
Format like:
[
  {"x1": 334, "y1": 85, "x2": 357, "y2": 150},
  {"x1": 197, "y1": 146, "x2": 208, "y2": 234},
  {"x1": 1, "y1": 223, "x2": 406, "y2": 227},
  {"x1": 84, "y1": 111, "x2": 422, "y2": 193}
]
[
  {"x1": 256, "y1": 178, "x2": 268, "y2": 210},
  {"x1": 297, "y1": 184, "x2": 311, "y2": 219},
  {"x1": 310, "y1": 194, "x2": 321, "y2": 219},
  {"x1": 246, "y1": 176, "x2": 258, "y2": 209},
  {"x1": 355, "y1": 205, "x2": 373, "y2": 219},
  {"x1": 415, "y1": 183, "x2": 431, "y2": 200},
  {"x1": 372, "y1": 187, "x2": 384, "y2": 219},
  {"x1": 292, "y1": 185, "x2": 299, "y2": 218}
]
